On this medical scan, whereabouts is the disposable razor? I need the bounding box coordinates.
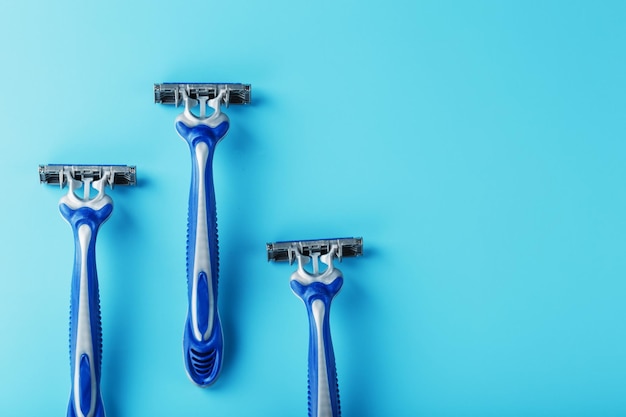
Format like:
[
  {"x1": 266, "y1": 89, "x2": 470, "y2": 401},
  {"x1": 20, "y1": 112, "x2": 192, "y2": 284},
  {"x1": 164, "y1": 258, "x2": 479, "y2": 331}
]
[
  {"x1": 154, "y1": 82, "x2": 251, "y2": 386},
  {"x1": 267, "y1": 237, "x2": 363, "y2": 417},
  {"x1": 40, "y1": 164, "x2": 136, "y2": 417}
]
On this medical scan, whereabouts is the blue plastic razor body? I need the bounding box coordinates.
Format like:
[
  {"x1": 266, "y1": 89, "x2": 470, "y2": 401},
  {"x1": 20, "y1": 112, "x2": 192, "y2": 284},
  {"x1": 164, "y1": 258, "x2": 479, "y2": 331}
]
[
  {"x1": 290, "y1": 252, "x2": 344, "y2": 417},
  {"x1": 176, "y1": 110, "x2": 229, "y2": 386},
  {"x1": 60, "y1": 195, "x2": 112, "y2": 417}
]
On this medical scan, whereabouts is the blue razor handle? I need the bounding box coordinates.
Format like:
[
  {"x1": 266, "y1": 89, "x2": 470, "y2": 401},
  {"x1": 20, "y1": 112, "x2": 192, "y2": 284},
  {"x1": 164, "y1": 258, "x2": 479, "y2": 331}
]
[
  {"x1": 175, "y1": 98, "x2": 229, "y2": 386},
  {"x1": 59, "y1": 179, "x2": 112, "y2": 417},
  {"x1": 290, "y1": 252, "x2": 344, "y2": 417}
]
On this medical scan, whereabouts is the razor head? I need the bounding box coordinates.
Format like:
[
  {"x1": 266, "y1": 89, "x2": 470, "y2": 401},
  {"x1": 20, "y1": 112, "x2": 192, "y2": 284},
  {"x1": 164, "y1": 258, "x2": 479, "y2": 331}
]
[
  {"x1": 267, "y1": 237, "x2": 363, "y2": 263},
  {"x1": 154, "y1": 83, "x2": 251, "y2": 107},
  {"x1": 39, "y1": 164, "x2": 137, "y2": 187}
]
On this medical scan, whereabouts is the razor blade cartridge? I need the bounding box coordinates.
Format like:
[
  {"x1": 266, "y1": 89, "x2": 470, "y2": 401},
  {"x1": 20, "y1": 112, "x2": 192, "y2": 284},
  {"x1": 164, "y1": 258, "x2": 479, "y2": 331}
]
[
  {"x1": 39, "y1": 164, "x2": 136, "y2": 187},
  {"x1": 154, "y1": 83, "x2": 251, "y2": 107},
  {"x1": 267, "y1": 237, "x2": 363, "y2": 263}
]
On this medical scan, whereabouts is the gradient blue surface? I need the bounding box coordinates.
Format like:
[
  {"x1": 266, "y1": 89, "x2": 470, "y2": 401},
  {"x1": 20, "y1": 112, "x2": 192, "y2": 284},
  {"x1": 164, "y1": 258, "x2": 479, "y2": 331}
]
[{"x1": 1, "y1": 1, "x2": 625, "y2": 416}]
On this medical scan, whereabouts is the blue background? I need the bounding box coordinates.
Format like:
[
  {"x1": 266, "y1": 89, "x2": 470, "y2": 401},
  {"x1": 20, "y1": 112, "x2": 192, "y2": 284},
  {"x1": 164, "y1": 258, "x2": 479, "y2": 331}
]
[{"x1": 1, "y1": 1, "x2": 625, "y2": 416}]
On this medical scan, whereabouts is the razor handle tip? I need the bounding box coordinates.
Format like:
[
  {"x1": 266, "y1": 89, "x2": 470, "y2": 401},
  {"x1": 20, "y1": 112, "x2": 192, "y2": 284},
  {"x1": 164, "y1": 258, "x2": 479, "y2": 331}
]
[
  {"x1": 60, "y1": 201, "x2": 112, "y2": 417},
  {"x1": 291, "y1": 276, "x2": 343, "y2": 417},
  {"x1": 183, "y1": 310, "x2": 223, "y2": 386},
  {"x1": 177, "y1": 119, "x2": 229, "y2": 386}
]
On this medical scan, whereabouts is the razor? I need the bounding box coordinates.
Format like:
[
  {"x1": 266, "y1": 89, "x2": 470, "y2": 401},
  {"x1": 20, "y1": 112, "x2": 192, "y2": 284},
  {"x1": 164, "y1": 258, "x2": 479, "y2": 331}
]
[
  {"x1": 267, "y1": 237, "x2": 363, "y2": 417},
  {"x1": 154, "y1": 82, "x2": 251, "y2": 386},
  {"x1": 40, "y1": 164, "x2": 136, "y2": 417}
]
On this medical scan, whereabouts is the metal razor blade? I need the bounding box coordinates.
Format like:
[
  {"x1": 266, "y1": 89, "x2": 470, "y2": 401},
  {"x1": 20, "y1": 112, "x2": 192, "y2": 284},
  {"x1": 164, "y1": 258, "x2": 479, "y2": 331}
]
[
  {"x1": 154, "y1": 83, "x2": 251, "y2": 107},
  {"x1": 266, "y1": 237, "x2": 363, "y2": 263},
  {"x1": 39, "y1": 164, "x2": 137, "y2": 188}
]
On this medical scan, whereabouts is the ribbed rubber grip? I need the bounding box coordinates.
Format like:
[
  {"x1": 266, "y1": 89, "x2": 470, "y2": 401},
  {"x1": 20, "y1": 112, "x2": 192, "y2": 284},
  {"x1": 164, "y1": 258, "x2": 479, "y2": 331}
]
[
  {"x1": 291, "y1": 277, "x2": 343, "y2": 417},
  {"x1": 60, "y1": 202, "x2": 112, "y2": 417},
  {"x1": 176, "y1": 120, "x2": 229, "y2": 386}
]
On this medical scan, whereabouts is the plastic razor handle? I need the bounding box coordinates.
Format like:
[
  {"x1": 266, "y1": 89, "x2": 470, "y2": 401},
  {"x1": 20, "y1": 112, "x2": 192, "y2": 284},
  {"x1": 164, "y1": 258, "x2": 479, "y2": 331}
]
[
  {"x1": 176, "y1": 108, "x2": 229, "y2": 386},
  {"x1": 290, "y1": 258, "x2": 344, "y2": 417},
  {"x1": 60, "y1": 190, "x2": 112, "y2": 417}
]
